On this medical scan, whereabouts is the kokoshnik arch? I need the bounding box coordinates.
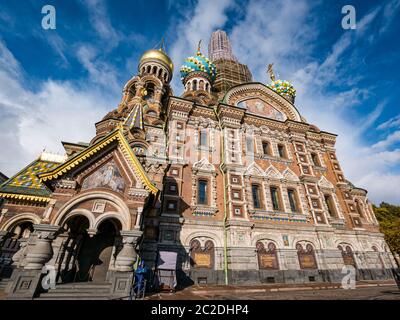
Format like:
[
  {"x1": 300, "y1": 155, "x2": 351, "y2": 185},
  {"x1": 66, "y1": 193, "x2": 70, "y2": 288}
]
[{"x1": 0, "y1": 30, "x2": 397, "y2": 299}]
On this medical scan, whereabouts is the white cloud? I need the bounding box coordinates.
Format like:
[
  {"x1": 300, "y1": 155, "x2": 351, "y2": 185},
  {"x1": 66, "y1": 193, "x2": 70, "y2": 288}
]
[
  {"x1": 76, "y1": 44, "x2": 120, "y2": 91},
  {"x1": 0, "y1": 39, "x2": 117, "y2": 176},
  {"x1": 379, "y1": 0, "x2": 400, "y2": 34},
  {"x1": 371, "y1": 131, "x2": 400, "y2": 150},
  {"x1": 225, "y1": 0, "x2": 400, "y2": 204},
  {"x1": 169, "y1": 0, "x2": 234, "y2": 91},
  {"x1": 83, "y1": 0, "x2": 121, "y2": 48},
  {"x1": 377, "y1": 114, "x2": 400, "y2": 130}
]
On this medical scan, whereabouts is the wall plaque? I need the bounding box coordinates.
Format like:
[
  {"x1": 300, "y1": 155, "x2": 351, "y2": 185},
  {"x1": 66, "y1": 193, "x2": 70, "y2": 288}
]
[
  {"x1": 259, "y1": 253, "x2": 278, "y2": 269},
  {"x1": 299, "y1": 254, "x2": 317, "y2": 269},
  {"x1": 194, "y1": 253, "x2": 211, "y2": 268}
]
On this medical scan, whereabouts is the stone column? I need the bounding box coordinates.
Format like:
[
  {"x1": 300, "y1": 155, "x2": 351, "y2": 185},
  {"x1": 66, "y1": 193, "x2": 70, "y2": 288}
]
[
  {"x1": 7, "y1": 224, "x2": 60, "y2": 298},
  {"x1": 134, "y1": 207, "x2": 144, "y2": 229},
  {"x1": 24, "y1": 224, "x2": 60, "y2": 270},
  {"x1": 42, "y1": 199, "x2": 57, "y2": 222},
  {"x1": 11, "y1": 238, "x2": 28, "y2": 268},
  {"x1": 115, "y1": 230, "x2": 142, "y2": 272},
  {"x1": 109, "y1": 230, "x2": 142, "y2": 298}
]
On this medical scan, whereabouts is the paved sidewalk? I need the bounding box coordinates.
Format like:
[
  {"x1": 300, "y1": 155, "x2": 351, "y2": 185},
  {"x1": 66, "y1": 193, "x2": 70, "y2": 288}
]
[
  {"x1": 145, "y1": 280, "x2": 400, "y2": 300},
  {"x1": 1, "y1": 280, "x2": 398, "y2": 300}
]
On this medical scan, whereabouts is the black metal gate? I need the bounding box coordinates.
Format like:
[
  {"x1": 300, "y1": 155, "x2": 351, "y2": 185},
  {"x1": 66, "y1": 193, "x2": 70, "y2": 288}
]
[{"x1": 0, "y1": 238, "x2": 20, "y2": 278}]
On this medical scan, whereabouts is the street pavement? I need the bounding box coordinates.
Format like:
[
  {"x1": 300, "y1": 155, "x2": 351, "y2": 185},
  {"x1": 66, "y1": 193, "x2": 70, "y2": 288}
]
[{"x1": 145, "y1": 282, "x2": 400, "y2": 300}]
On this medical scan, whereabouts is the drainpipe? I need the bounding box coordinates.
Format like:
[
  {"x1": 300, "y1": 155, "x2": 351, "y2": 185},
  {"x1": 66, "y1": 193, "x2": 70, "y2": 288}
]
[{"x1": 214, "y1": 106, "x2": 229, "y2": 285}]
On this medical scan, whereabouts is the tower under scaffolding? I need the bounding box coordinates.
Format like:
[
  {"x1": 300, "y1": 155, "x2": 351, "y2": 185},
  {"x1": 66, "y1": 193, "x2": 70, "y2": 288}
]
[{"x1": 208, "y1": 30, "x2": 253, "y2": 95}]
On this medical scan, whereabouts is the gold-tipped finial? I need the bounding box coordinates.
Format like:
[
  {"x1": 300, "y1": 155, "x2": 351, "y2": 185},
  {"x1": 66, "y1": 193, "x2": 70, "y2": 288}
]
[
  {"x1": 267, "y1": 63, "x2": 276, "y2": 82},
  {"x1": 159, "y1": 37, "x2": 165, "y2": 52},
  {"x1": 197, "y1": 40, "x2": 202, "y2": 54}
]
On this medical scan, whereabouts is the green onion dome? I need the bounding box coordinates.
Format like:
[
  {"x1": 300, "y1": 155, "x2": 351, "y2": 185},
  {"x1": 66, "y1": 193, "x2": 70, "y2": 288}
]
[
  {"x1": 267, "y1": 79, "x2": 296, "y2": 98},
  {"x1": 180, "y1": 49, "x2": 217, "y2": 84}
]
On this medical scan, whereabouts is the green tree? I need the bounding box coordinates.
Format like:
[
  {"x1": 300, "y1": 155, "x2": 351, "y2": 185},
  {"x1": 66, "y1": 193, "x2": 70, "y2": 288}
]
[{"x1": 374, "y1": 202, "x2": 400, "y2": 258}]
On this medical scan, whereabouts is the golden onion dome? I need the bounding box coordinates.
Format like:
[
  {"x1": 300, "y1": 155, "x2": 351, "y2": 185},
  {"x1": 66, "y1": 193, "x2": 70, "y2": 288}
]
[{"x1": 139, "y1": 49, "x2": 174, "y2": 74}]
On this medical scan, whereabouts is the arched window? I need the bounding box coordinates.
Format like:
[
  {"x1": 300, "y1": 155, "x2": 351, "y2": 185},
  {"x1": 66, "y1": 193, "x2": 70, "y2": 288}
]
[
  {"x1": 205, "y1": 83, "x2": 209, "y2": 92},
  {"x1": 146, "y1": 65, "x2": 151, "y2": 73},
  {"x1": 158, "y1": 68, "x2": 163, "y2": 77},
  {"x1": 262, "y1": 141, "x2": 271, "y2": 155},
  {"x1": 143, "y1": 83, "x2": 155, "y2": 101},
  {"x1": 199, "y1": 80, "x2": 204, "y2": 91},
  {"x1": 0, "y1": 221, "x2": 34, "y2": 278},
  {"x1": 355, "y1": 200, "x2": 364, "y2": 217},
  {"x1": 189, "y1": 239, "x2": 214, "y2": 269},
  {"x1": 11, "y1": 222, "x2": 33, "y2": 239},
  {"x1": 338, "y1": 245, "x2": 356, "y2": 268},
  {"x1": 256, "y1": 241, "x2": 279, "y2": 269},
  {"x1": 277, "y1": 144, "x2": 287, "y2": 158},
  {"x1": 251, "y1": 184, "x2": 262, "y2": 209},
  {"x1": 310, "y1": 153, "x2": 320, "y2": 166},
  {"x1": 287, "y1": 188, "x2": 299, "y2": 213},
  {"x1": 192, "y1": 80, "x2": 198, "y2": 91},
  {"x1": 372, "y1": 246, "x2": 385, "y2": 269},
  {"x1": 199, "y1": 129, "x2": 207, "y2": 147},
  {"x1": 197, "y1": 179, "x2": 208, "y2": 205},
  {"x1": 297, "y1": 243, "x2": 317, "y2": 269},
  {"x1": 324, "y1": 194, "x2": 337, "y2": 217},
  {"x1": 270, "y1": 186, "x2": 282, "y2": 211}
]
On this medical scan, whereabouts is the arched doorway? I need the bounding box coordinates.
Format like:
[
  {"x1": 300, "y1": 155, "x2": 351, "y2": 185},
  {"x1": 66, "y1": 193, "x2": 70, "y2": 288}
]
[
  {"x1": 58, "y1": 216, "x2": 122, "y2": 283},
  {"x1": 0, "y1": 221, "x2": 33, "y2": 278},
  {"x1": 57, "y1": 215, "x2": 90, "y2": 283}
]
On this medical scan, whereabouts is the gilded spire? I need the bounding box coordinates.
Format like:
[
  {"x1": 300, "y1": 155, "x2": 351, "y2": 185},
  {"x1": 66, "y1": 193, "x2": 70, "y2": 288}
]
[
  {"x1": 197, "y1": 40, "x2": 202, "y2": 55},
  {"x1": 267, "y1": 63, "x2": 276, "y2": 82},
  {"x1": 159, "y1": 37, "x2": 166, "y2": 52}
]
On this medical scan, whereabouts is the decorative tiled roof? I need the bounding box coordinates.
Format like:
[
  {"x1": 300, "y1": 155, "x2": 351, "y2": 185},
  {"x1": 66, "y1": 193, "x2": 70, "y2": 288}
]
[
  {"x1": 39, "y1": 128, "x2": 158, "y2": 195},
  {"x1": 180, "y1": 45, "x2": 217, "y2": 83},
  {"x1": 0, "y1": 159, "x2": 60, "y2": 201}
]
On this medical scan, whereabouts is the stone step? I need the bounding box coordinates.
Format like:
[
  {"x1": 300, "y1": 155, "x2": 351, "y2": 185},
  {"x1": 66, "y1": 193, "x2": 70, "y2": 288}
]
[
  {"x1": 41, "y1": 291, "x2": 111, "y2": 298},
  {"x1": 44, "y1": 288, "x2": 111, "y2": 294},
  {"x1": 35, "y1": 282, "x2": 114, "y2": 300},
  {"x1": 0, "y1": 279, "x2": 11, "y2": 291},
  {"x1": 36, "y1": 296, "x2": 110, "y2": 300},
  {"x1": 51, "y1": 282, "x2": 111, "y2": 289}
]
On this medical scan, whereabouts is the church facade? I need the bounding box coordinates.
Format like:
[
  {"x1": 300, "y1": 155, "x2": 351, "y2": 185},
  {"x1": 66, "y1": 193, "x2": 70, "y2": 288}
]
[{"x1": 0, "y1": 30, "x2": 397, "y2": 299}]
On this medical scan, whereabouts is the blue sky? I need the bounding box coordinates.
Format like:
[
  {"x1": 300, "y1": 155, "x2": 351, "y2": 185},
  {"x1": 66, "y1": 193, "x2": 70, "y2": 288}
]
[{"x1": 0, "y1": 0, "x2": 399, "y2": 204}]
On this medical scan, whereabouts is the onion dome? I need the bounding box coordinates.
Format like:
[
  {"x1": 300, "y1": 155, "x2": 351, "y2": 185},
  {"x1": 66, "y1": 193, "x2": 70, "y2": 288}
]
[
  {"x1": 139, "y1": 48, "x2": 174, "y2": 74},
  {"x1": 267, "y1": 79, "x2": 296, "y2": 103},
  {"x1": 180, "y1": 43, "x2": 217, "y2": 84}
]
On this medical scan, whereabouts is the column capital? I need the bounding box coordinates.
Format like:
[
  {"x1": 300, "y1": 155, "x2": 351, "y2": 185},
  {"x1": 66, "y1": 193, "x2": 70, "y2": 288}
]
[
  {"x1": 120, "y1": 230, "x2": 143, "y2": 244},
  {"x1": 33, "y1": 224, "x2": 61, "y2": 240}
]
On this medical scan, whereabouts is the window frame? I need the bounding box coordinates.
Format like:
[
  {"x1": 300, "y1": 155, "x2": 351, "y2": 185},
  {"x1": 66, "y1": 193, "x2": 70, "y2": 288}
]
[
  {"x1": 262, "y1": 141, "x2": 271, "y2": 156},
  {"x1": 287, "y1": 188, "x2": 298, "y2": 213},
  {"x1": 199, "y1": 129, "x2": 208, "y2": 147},
  {"x1": 270, "y1": 186, "x2": 281, "y2": 211},
  {"x1": 197, "y1": 179, "x2": 209, "y2": 205},
  {"x1": 324, "y1": 194, "x2": 337, "y2": 217},
  {"x1": 277, "y1": 144, "x2": 287, "y2": 159},
  {"x1": 310, "y1": 153, "x2": 320, "y2": 166},
  {"x1": 251, "y1": 184, "x2": 262, "y2": 209}
]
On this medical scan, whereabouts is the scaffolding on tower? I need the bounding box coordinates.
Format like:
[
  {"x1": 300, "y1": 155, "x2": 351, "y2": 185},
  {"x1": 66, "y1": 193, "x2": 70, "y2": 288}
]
[{"x1": 208, "y1": 30, "x2": 253, "y2": 96}]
